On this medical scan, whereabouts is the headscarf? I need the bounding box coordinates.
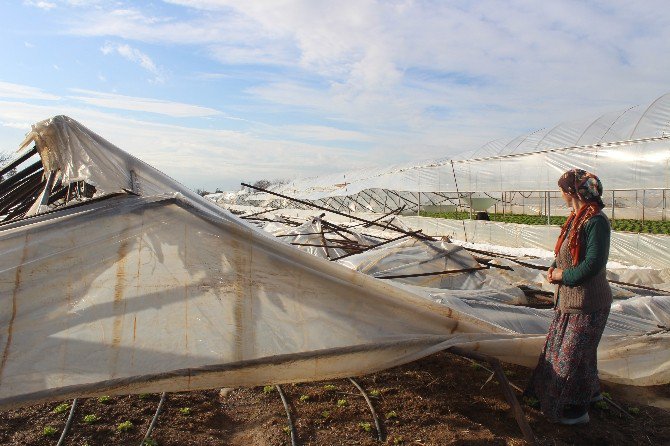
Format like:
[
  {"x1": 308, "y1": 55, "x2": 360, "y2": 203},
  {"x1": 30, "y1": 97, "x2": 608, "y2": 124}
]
[{"x1": 554, "y1": 169, "x2": 606, "y2": 265}]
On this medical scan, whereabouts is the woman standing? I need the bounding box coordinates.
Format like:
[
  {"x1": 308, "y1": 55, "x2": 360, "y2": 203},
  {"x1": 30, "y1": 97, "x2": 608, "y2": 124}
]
[{"x1": 525, "y1": 169, "x2": 612, "y2": 425}]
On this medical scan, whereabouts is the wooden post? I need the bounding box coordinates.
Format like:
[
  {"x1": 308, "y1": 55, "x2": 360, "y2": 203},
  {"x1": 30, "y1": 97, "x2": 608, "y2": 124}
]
[{"x1": 447, "y1": 346, "x2": 536, "y2": 445}]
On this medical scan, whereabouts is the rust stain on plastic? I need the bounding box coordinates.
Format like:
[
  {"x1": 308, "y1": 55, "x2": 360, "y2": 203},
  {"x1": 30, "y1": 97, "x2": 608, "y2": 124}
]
[
  {"x1": 0, "y1": 233, "x2": 30, "y2": 385},
  {"x1": 184, "y1": 225, "x2": 189, "y2": 351},
  {"x1": 112, "y1": 238, "x2": 129, "y2": 348}
]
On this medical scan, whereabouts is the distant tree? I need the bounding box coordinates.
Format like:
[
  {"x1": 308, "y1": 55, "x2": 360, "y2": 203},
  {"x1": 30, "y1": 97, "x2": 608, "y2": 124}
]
[
  {"x1": 252, "y1": 179, "x2": 271, "y2": 190},
  {"x1": 249, "y1": 178, "x2": 289, "y2": 191},
  {"x1": 195, "y1": 188, "x2": 211, "y2": 196},
  {"x1": 215, "y1": 188, "x2": 223, "y2": 193}
]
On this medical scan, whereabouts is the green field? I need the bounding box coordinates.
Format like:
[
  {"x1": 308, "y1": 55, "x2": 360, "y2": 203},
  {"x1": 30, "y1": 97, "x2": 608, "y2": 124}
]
[{"x1": 419, "y1": 211, "x2": 670, "y2": 235}]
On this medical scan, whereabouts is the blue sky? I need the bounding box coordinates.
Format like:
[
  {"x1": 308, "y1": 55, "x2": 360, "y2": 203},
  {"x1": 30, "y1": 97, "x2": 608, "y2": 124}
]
[{"x1": 0, "y1": 0, "x2": 669, "y2": 191}]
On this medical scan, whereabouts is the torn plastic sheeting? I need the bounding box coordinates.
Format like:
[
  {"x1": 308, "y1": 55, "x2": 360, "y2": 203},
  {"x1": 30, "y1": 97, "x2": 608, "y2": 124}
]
[
  {"x1": 19, "y1": 115, "x2": 205, "y2": 202},
  {"x1": 611, "y1": 295, "x2": 670, "y2": 326},
  {"x1": 337, "y1": 237, "x2": 526, "y2": 301}
]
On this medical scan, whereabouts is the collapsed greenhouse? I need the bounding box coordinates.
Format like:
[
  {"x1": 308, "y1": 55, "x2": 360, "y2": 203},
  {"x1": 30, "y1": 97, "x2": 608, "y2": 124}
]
[{"x1": 0, "y1": 105, "x2": 668, "y2": 416}]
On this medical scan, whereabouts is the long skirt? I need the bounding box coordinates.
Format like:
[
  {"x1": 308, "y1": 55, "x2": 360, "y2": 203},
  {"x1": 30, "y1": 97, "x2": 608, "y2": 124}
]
[{"x1": 525, "y1": 307, "x2": 610, "y2": 422}]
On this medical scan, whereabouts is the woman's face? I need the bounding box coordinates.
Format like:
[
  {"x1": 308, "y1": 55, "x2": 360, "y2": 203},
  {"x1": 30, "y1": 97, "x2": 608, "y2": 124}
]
[{"x1": 560, "y1": 189, "x2": 573, "y2": 206}]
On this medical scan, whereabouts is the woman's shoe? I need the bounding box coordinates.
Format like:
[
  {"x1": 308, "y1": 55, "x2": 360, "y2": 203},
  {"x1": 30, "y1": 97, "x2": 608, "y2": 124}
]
[
  {"x1": 559, "y1": 412, "x2": 590, "y2": 425},
  {"x1": 560, "y1": 404, "x2": 590, "y2": 425}
]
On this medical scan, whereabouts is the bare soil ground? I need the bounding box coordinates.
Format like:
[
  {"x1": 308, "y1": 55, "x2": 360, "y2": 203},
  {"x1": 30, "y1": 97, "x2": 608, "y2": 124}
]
[{"x1": 0, "y1": 351, "x2": 667, "y2": 446}]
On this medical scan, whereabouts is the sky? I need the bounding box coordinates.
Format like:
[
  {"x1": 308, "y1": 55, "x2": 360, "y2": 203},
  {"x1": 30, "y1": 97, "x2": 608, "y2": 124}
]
[{"x1": 0, "y1": 1, "x2": 669, "y2": 191}]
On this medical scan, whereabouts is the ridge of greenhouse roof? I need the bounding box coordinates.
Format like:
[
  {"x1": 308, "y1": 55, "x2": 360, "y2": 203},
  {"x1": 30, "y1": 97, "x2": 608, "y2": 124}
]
[{"x1": 273, "y1": 92, "x2": 670, "y2": 192}]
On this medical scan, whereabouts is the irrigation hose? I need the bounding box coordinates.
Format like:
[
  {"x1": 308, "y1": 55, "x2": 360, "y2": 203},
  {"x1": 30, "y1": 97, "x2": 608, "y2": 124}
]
[
  {"x1": 55, "y1": 398, "x2": 78, "y2": 446},
  {"x1": 348, "y1": 378, "x2": 386, "y2": 442},
  {"x1": 141, "y1": 392, "x2": 167, "y2": 446},
  {"x1": 276, "y1": 385, "x2": 299, "y2": 446}
]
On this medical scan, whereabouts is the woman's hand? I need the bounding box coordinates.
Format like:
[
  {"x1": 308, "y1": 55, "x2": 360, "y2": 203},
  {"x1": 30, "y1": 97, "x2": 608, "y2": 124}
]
[
  {"x1": 549, "y1": 268, "x2": 563, "y2": 283},
  {"x1": 547, "y1": 266, "x2": 554, "y2": 283}
]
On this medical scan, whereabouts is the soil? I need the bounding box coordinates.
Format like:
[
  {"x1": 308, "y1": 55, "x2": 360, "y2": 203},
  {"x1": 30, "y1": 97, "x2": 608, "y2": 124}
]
[{"x1": 0, "y1": 351, "x2": 667, "y2": 446}]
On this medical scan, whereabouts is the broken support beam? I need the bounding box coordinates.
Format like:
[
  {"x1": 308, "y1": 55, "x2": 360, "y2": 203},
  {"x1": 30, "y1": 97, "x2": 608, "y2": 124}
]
[{"x1": 242, "y1": 183, "x2": 434, "y2": 241}]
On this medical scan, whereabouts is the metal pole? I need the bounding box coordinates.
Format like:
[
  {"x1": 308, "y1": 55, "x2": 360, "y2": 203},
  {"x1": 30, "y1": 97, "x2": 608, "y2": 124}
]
[
  {"x1": 611, "y1": 190, "x2": 615, "y2": 221},
  {"x1": 663, "y1": 189, "x2": 667, "y2": 222},
  {"x1": 636, "y1": 190, "x2": 639, "y2": 220},
  {"x1": 642, "y1": 189, "x2": 646, "y2": 223},
  {"x1": 547, "y1": 191, "x2": 551, "y2": 225},
  {"x1": 469, "y1": 192, "x2": 473, "y2": 220}
]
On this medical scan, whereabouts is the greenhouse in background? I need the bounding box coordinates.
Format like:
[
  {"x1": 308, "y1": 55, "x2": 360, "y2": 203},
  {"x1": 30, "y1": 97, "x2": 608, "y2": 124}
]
[{"x1": 222, "y1": 93, "x2": 670, "y2": 269}]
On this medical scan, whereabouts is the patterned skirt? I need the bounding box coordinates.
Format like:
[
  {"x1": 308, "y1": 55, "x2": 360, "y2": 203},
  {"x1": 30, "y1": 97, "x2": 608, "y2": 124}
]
[{"x1": 525, "y1": 307, "x2": 610, "y2": 422}]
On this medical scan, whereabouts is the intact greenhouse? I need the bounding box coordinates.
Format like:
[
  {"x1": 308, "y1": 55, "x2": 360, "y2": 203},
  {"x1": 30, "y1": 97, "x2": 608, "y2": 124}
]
[{"x1": 229, "y1": 92, "x2": 670, "y2": 269}]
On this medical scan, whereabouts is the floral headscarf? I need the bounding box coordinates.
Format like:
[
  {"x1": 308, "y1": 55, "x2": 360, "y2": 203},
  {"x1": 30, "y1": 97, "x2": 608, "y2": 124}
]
[
  {"x1": 557, "y1": 169, "x2": 604, "y2": 206},
  {"x1": 555, "y1": 169, "x2": 606, "y2": 265}
]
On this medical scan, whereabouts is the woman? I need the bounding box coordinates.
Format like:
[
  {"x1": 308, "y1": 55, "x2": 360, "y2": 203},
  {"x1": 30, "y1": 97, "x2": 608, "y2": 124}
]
[{"x1": 525, "y1": 169, "x2": 612, "y2": 425}]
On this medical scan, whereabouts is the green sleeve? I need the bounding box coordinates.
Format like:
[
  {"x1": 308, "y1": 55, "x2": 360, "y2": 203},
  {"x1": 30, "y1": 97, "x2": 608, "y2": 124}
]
[{"x1": 562, "y1": 216, "x2": 610, "y2": 286}]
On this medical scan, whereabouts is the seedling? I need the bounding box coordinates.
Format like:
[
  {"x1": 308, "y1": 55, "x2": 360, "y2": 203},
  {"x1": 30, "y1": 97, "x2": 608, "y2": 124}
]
[
  {"x1": 43, "y1": 426, "x2": 57, "y2": 437},
  {"x1": 97, "y1": 395, "x2": 112, "y2": 404},
  {"x1": 504, "y1": 369, "x2": 516, "y2": 377},
  {"x1": 52, "y1": 403, "x2": 70, "y2": 414},
  {"x1": 602, "y1": 391, "x2": 612, "y2": 399},
  {"x1": 594, "y1": 400, "x2": 609, "y2": 410},
  {"x1": 358, "y1": 422, "x2": 372, "y2": 432},
  {"x1": 523, "y1": 396, "x2": 539, "y2": 408},
  {"x1": 470, "y1": 362, "x2": 482, "y2": 370},
  {"x1": 83, "y1": 414, "x2": 99, "y2": 424},
  {"x1": 628, "y1": 406, "x2": 640, "y2": 415},
  {"x1": 336, "y1": 398, "x2": 347, "y2": 407},
  {"x1": 299, "y1": 394, "x2": 310, "y2": 402},
  {"x1": 117, "y1": 420, "x2": 134, "y2": 432},
  {"x1": 392, "y1": 436, "x2": 405, "y2": 445},
  {"x1": 386, "y1": 410, "x2": 398, "y2": 419},
  {"x1": 369, "y1": 389, "x2": 380, "y2": 397},
  {"x1": 138, "y1": 393, "x2": 151, "y2": 400},
  {"x1": 321, "y1": 410, "x2": 330, "y2": 418},
  {"x1": 179, "y1": 407, "x2": 192, "y2": 416},
  {"x1": 282, "y1": 426, "x2": 290, "y2": 434},
  {"x1": 142, "y1": 438, "x2": 158, "y2": 446},
  {"x1": 262, "y1": 385, "x2": 274, "y2": 394},
  {"x1": 323, "y1": 384, "x2": 336, "y2": 391}
]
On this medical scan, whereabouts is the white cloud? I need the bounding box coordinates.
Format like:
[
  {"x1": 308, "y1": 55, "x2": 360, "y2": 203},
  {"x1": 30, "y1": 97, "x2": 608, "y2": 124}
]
[
  {"x1": 0, "y1": 121, "x2": 32, "y2": 130},
  {"x1": 0, "y1": 100, "x2": 372, "y2": 190},
  {"x1": 24, "y1": 1, "x2": 56, "y2": 10},
  {"x1": 274, "y1": 125, "x2": 372, "y2": 143},
  {"x1": 100, "y1": 42, "x2": 165, "y2": 83},
  {"x1": 66, "y1": 1, "x2": 670, "y2": 135},
  {"x1": 0, "y1": 81, "x2": 61, "y2": 101},
  {"x1": 68, "y1": 89, "x2": 223, "y2": 118},
  {"x1": 9, "y1": 1, "x2": 670, "y2": 181}
]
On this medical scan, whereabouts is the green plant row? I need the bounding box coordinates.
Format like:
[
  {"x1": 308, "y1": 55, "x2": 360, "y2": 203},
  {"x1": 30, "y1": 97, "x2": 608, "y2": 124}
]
[{"x1": 419, "y1": 211, "x2": 670, "y2": 235}]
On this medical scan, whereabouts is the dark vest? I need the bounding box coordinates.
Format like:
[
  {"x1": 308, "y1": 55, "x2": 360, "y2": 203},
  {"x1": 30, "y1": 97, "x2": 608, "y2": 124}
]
[{"x1": 555, "y1": 214, "x2": 613, "y2": 314}]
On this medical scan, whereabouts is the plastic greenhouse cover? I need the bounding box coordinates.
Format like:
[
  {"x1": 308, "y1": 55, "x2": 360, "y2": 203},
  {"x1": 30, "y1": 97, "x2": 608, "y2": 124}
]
[
  {"x1": 247, "y1": 93, "x2": 670, "y2": 202},
  {"x1": 0, "y1": 116, "x2": 668, "y2": 412}
]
